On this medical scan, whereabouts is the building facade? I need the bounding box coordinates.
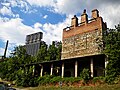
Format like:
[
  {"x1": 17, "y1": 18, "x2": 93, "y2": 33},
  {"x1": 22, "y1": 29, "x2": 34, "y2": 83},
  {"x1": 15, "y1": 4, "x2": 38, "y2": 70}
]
[
  {"x1": 62, "y1": 9, "x2": 107, "y2": 59},
  {"x1": 24, "y1": 9, "x2": 107, "y2": 78},
  {"x1": 60, "y1": 9, "x2": 107, "y2": 77},
  {"x1": 25, "y1": 32, "x2": 43, "y2": 56}
]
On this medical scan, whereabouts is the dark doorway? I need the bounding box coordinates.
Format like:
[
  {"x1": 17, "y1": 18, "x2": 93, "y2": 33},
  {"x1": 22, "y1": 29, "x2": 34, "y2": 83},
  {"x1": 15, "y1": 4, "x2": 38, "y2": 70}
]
[{"x1": 65, "y1": 71, "x2": 71, "y2": 77}]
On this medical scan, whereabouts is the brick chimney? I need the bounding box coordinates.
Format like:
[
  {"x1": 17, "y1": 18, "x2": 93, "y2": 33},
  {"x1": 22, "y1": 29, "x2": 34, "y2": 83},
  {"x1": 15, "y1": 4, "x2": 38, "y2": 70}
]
[
  {"x1": 81, "y1": 9, "x2": 88, "y2": 24},
  {"x1": 71, "y1": 15, "x2": 78, "y2": 27},
  {"x1": 92, "y1": 9, "x2": 99, "y2": 19}
]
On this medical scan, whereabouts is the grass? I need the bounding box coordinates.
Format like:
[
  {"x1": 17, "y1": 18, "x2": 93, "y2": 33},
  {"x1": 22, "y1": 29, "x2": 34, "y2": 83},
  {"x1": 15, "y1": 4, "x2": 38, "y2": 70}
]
[
  {"x1": 23, "y1": 84, "x2": 120, "y2": 90},
  {"x1": 1, "y1": 77, "x2": 120, "y2": 90}
]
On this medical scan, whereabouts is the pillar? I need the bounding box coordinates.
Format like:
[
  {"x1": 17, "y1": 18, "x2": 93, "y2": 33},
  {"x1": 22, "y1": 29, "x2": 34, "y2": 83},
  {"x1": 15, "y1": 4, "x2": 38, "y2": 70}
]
[
  {"x1": 81, "y1": 9, "x2": 88, "y2": 24},
  {"x1": 75, "y1": 61, "x2": 78, "y2": 77},
  {"x1": 92, "y1": 9, "x2": 99, "y2": 19},
  {"x1": 62, "y1": 62, "x2": 64, "y2": 78},
  {"x1": 105, "y1": 56, "x2": 108, "y2": 76},
  {"x1": 105, "y1": 58, "x2": 108, "y2": 69},
  {"x1": 90, "y1": 58, "x2": 94, "y2": 77},
  {"x1": 33, "y1": 65, "x2": 35, "y2": 76},
  {"x1": 25, "y1": 66, "x2": 29, "y2": 74},
  {"x1": 50, "y1": 64, "x2": 53, "y2": 75},
  {"x1": 40, "y1": 65, "x2": 43, "y2": 77},
  {"x1": 71, "y1": 15, "x2": 78, "y2": 28}
]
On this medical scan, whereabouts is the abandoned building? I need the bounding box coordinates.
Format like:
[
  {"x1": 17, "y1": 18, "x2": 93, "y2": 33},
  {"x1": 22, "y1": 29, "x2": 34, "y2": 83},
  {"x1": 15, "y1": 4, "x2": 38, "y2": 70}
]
[
  {"x1": 25, "y1": 32, "x2": 45, "y2": 56},
  {"x1": 24, "y1": 9, "x2": 107, "y2": 78}
]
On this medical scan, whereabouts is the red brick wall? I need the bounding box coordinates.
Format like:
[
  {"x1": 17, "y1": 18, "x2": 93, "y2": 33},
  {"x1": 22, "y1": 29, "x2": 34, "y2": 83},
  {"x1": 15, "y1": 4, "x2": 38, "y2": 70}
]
[
  {"x1": 63, "y1": 17, "x2": 104, "y2": 39},
  {"x1": 61, "y1": 12, "x2": 107, "y2": 59}
]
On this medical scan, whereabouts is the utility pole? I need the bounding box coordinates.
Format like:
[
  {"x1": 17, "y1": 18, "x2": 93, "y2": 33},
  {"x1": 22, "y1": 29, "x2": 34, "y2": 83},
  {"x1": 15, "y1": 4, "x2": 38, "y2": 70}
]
[{"x1": 3, "y1": 40, "x2": 9, "y2": 58}]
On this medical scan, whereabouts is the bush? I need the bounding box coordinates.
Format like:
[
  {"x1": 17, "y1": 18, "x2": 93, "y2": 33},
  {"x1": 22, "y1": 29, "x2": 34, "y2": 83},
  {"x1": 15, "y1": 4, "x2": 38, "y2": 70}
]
[
  {"x1": 37, "y1": 76, "x2": 82, "y2": 86},
  {"x1": 37, "y1": 75, "x2": 53, "y2": 85},
  {"x1": 61, "y1": 77, "x2": 82, "y2": 86},
  {"x1": 93, "y1": 76, "x2": 105, "y2": 84},
  {"x1": 80, "y1": 68, "x2": 90, "y2": 81},
  {"x1": 50, "y1": 76, "x2": 62, "y2": 84},
  {"x1": 15, "y1": 68, "x2": 39, "y2": 87},
  {"x1": 105, "y1": 75, "x2": 120, "y2": 84}
]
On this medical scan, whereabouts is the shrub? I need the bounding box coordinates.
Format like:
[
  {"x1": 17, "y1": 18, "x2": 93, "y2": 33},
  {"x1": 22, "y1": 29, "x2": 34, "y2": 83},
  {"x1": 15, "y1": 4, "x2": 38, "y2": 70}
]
[
  {"x1": 80, "y1": 68, "x2": 90, "y2": 81},
  {"x1": 105, "y1": 75, "x2": 120, "y2": 84},
  {"x1": 50, "y1": 76, "x2": 62, "y2": 84},
  {"x1": 37, "y1": 75, "x2": 53, "y2": 85},
  {"x1": 15, "y1": 68, "x2": 39, "y2": 87},
  {"x1": 93, "y1": 76, "x2": 105, "y2": 84},
  {"x1": 62, "y1": 77, "x2": 82, "y2": 86}
]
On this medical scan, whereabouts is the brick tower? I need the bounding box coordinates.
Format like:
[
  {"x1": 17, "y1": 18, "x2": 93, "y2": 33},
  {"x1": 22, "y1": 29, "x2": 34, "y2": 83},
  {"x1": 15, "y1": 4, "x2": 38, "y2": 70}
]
[{"x1": 61, "y1": 9, "x2": 107, "y2": 59}]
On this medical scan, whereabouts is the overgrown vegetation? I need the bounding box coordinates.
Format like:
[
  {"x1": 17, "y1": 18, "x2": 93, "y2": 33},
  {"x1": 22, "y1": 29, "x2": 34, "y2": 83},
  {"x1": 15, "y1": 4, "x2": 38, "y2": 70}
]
[
  {"x1": 80, "y1": 68, "x2": 90, "y2": 82},
  {"x1": 0, "y1": 41, "x2": 62, "y2": 86},
  {"x1": 0, "y1": 24, "x2": 120, "y2": 87},
  {"x1": 25, "y1": 84, "x2": 120, "y2": 90},
  {"x1": 103, "y1": 24, "x2": 120, "y2": 84},
  {"x1": 35, "y1": 41, "x2": 62, "y2": 62},
  {"x1": 15, "y1": 69, "x2": 89, "y2": 87}
]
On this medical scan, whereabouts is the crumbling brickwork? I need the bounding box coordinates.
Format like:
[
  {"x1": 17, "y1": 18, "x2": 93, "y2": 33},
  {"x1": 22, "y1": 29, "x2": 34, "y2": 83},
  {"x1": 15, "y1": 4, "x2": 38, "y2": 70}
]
[{"x1": 61, "y1": 9, "x2": 107, "y2": 59}]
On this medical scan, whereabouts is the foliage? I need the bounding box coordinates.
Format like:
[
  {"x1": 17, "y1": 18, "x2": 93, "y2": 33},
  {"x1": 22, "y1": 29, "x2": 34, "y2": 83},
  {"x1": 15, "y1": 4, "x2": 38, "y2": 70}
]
[
  {"x1": 93, "y1": 76, "x2": 105, "y2": 84},
  {"x1": 46, "y1": 41, "x2": 62, "y2": 61},
  {"x1": 16, "y1": 66, "x2": 39, "y2": 87},
  {"x1": 62, "y1": 77, "x2": 82, "y2": 86},
  {"x1": 35, "y1": 41, "x2": 62, "y2": 62},
  {"x1": 47, "y1": 41, "x2": 57, "y2": 60},
  {"x1": 0, "y1": 46, "x2": 34, "y2": 81},
  {"x1": 103, "y1": 24, "x2": 120, "y2": 84},
  {"x1": 50, "y1": 76, "x2": 62, "y2": 84},
  {"x1": 1, "y1": 23, "x2": 120, "y2": 87},
  {"x1": 0, "y1": 40, "x2": 62, "y2": 87},
  {"x1": 36, "y1": 43, "x2": 47, "y2": 62},
  {"x1": 0, "y1": 60, "x2": 9, "y2": 79},
  {"x1": 37, "y1": 75, "x2": 53, "y2": 85},
  {"x1": 80, "y1": 68, "x2": 90, "y2": 81},
  {"x1": 23, "y1": 84, "x2": 120, "y2": 90},
  {"x1": 37, "y1": 75, "x2": 82, "y2": 86}
]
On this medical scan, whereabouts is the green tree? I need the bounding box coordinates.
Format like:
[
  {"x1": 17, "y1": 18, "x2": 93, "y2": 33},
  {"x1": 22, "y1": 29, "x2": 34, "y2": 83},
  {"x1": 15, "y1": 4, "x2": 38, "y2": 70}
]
[
  {"x1": 80, "y1": 68, "x2": 90, "y2": 81},
  {"x1": 56, "y1": 41, "x2": 62, "y2": 60},
  {"x1": 0, "y1": 46, "x2": 34, "y2": 81},
  {"x1": 104, "y1": 24, "x2": 120, "y2": 83},
  {"x1": 46, "y1": 41, "x2": 57, "y2": 60},
  {"x1": 46, "y1": 41, "x2": 62, "y2": 61},
  {"x1": 10, "y1": 46, "x2": 33, "y2": 64},
  {"x1": 0, "y1": 41, "x2": 62, "y2": 85},
  {"x1": 0, "y1": 59, "x2": 9, "y2": 79},
  {"x1": 36, "y1": 43, "x2": 47, "y2": 62}
]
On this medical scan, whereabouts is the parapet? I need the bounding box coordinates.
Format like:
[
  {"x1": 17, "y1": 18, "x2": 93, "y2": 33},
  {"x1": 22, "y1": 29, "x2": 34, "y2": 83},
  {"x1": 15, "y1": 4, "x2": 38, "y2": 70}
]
[
  {"x1": 92, "y1": 9, "x2": 99, "y2": 19},
  {"x1": 71, "y1": 15, "x2": 78, "y2": 28},
  {"x1": 26, "y1": 32, "x2": 43, "y2": 44},
  {"x1": 63, "y1": 9, "x2": 107, "y2": 39},
  {"x1": 63, "y1": 9, "x2": 101, "y2": 31},
  {"x1": 81, "y1": 9, "x2": 88, "y2": 24}
]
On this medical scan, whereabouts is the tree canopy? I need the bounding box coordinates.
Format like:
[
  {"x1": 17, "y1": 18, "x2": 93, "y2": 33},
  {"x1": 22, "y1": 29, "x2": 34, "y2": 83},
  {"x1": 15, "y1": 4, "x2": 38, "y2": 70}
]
[
  {"x1": 103, "y1": 24, "x2": 120, "y2": 83},
  {"x1": 35, "y1": 41, "x2": 62, "y2": 62},
  {"x1": 0, "y1": 41, "x2": 62, "y2": 81}
]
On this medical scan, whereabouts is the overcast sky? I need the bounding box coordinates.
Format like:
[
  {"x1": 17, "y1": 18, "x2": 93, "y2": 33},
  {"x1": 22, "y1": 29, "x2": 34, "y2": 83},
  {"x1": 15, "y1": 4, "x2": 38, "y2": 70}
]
[{"x1": 0, "y1": 0, "x2": 120, "y2": 56}]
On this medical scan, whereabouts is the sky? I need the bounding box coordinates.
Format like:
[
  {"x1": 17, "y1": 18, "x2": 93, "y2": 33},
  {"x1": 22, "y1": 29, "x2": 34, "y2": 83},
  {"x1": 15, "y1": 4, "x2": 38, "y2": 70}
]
[{"x1": 0, "y1": 0, "x2": 120, "y2": 56}]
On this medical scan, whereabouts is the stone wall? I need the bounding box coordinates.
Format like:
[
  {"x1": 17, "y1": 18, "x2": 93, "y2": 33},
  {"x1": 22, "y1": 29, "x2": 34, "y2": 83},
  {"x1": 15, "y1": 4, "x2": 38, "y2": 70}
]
[{"x1": 61, "y1": 9, "x2": 107, "y2": 59}]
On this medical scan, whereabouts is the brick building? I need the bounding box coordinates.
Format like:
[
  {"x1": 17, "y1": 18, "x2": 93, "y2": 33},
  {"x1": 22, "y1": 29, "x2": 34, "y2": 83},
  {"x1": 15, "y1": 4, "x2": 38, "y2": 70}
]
[
  {"x1": 24, "y1": 9, "x2": 107, "y2": 78},
  {"x1": 62, "y1": 9, "x2": 107, "y2": 59}
]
